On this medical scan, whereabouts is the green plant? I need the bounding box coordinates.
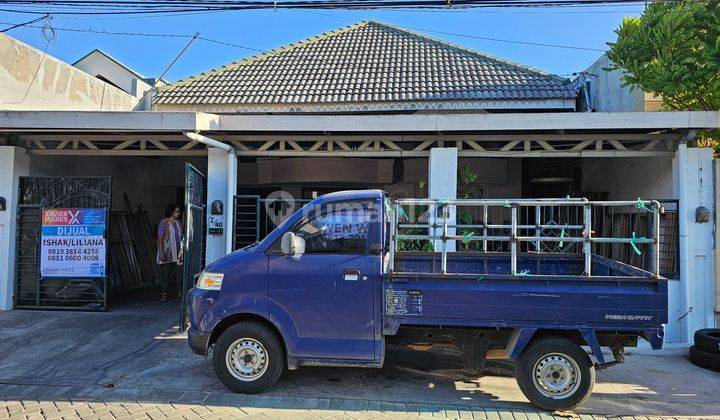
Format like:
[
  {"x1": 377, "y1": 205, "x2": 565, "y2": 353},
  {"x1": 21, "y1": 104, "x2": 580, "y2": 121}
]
[
  {"x1": 606, "y1": 0, "x2": 720, "y2": 150},
  {"x1": 397, "y1": 166, "x2": 482, "y2": 251},
  {"x1": 457, "y1": 165, "x2": 482, "y2": 251}
]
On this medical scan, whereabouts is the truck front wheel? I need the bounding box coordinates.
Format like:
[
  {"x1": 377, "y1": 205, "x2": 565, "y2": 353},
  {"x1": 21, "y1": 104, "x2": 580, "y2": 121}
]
[
  {"x1": 213, "y1": 321, "x2": 285, "y2": 393},
  {"x1": 514, "y1": 337, "x2": 595, "y2": 411}
]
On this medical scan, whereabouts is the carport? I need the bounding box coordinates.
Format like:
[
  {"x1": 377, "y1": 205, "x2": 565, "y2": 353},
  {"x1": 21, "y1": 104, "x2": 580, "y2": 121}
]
[{"x1": 0, "y1": 110, "x2": 717, "y2": 344}]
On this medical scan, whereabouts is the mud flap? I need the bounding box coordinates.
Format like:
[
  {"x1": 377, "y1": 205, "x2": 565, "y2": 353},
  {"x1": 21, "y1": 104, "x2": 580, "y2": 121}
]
[{"x1": 456, "y1": 335, "x2": 490, "y2": 373}]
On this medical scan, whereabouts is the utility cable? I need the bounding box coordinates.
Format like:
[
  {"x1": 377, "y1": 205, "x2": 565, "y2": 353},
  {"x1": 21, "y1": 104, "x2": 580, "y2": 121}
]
[
  {"x1": 0, "y1": 12, "x2": 47, "y2": 31},
  {"x1": 0, "y1": 0, "x2": 689, "y2": 16},
  {"x1": 0, "y1": 20, "x2": 265, "y2": 51},
  {"x1": 0, "y1": 19, "x2": 602, "y2": 53}
]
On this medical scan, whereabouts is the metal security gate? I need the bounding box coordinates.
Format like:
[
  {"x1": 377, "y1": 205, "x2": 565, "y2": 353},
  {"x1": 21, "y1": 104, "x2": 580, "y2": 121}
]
[
  {"x1": 179, "y1": 163, "x2": 206, "y2": 332},
  {"x1": 233, "y1": 195, "x2": 311, "y2": 249},
  {"x1": 14, "y1": 177, "x2": 111, "y2": 310}
]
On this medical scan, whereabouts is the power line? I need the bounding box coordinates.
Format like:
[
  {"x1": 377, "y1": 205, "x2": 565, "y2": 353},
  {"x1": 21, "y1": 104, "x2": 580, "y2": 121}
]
[
  {"x1": 0, "y1": 0, "x2": 684, "y2": 16},
  {"x1": 298, "y1": 9, "x2": 606, "y2": 51},
  {"x1": 0, "y1": 18, "x2": 603, "y2": 52},
  {"x1": 0, "y1": 12, "x2": 47, "y2": 31},
  {"x1": 0, "y1": 20, "x2": 265, "y2": 51},
  {"x1": 24, "y1": 1, "x2": 649, "y2": 21},
  {"x1": 403, "y1": 25, "x2": 605, "y2": 51},
  {"x1": 154, "y1": 31, "x2": 200, "y2": 84},
  {"x1": 1, "y1": 14, "x2": 55, "y2": 105}
]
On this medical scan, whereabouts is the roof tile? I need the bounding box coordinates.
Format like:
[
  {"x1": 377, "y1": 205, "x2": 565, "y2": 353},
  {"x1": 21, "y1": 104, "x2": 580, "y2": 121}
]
[{"x1": 155, "y1": 20, "x2": 577, "y2": 106}]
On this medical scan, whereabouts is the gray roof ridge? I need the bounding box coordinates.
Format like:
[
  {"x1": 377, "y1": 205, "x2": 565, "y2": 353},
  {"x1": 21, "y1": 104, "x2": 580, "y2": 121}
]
[
  {"x1": 158, "y1": 20, "x2": 373, "y2": 93},
  {"x1": 363, "y1": 20, "x2": 570, "y2": 84}
]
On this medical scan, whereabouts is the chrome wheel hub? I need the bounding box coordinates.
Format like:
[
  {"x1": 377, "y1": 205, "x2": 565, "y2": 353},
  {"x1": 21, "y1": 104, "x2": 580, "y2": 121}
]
[
  {"x1": 532, "y1": 353, "x2": 581, "y2": 399},
  {"x1": 226, "y1": 338, "x2": 268, "y2": 381}
]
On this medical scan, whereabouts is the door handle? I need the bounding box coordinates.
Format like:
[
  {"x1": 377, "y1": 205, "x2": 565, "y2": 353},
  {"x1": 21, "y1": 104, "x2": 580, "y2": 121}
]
[{"x1": 343, "y1": 268, "x2": 361, "y2": 281}]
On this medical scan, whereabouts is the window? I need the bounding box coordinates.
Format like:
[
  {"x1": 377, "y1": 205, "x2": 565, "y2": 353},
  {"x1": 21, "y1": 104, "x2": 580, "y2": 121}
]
[{"x1": 276, "y1": 200, "x2": 375, "y2": 254}]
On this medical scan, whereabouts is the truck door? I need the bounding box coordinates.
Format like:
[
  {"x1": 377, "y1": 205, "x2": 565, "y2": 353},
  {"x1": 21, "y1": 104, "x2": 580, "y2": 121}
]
[{"x1": 268, "y1": 199, "x2": 379, "y2": 360}]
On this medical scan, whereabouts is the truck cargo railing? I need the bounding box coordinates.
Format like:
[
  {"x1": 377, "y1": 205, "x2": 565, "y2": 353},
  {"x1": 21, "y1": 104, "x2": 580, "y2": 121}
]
[{"x1": 387, "y1": 197, "x2": 662, "y2": 278}]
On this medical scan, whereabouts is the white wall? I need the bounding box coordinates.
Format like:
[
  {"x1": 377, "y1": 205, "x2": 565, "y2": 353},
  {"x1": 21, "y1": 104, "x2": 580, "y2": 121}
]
[
  {"x1": 0, "y1": 146, "x2": 29, "y2": 310},
  {"x1": 206, "y1": 148, "x2": 232, "y2": 265},
  {"x1": 396, "y1": 157, "x2": 522, "y2": 199},
  {"x1": 673, "y1": 145, "x2": 716, "y2": 343},
  {"x1": 581, "y1": 157, "x2": 675, "y2": 200},
  {"x1": 0, "y1": 34, "x2": 136, "y2": 111},
  {"x1": 428, "y1": 148, "x2": 458, "y2": 252},
  {"x1": 73, "y1": 50, "x2": 152, "y2": 98},
  {"x1": 583, "y1": 54, "x2": 645, "y2": 113},
  {"x1": 716, "y1": 159, "x2": 720, "y2": 327}
]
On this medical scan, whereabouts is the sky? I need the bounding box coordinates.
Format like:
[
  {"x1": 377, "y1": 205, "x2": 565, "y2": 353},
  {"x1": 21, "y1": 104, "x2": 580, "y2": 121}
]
[{"x1": 0, "y1": 5, "x2": 645, "y2": 83}]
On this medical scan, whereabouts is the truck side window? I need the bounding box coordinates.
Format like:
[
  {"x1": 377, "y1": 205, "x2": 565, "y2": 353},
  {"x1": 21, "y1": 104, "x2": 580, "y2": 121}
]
[{"x1": 292, "y1": 200, "x2": 373, "y2": 254}]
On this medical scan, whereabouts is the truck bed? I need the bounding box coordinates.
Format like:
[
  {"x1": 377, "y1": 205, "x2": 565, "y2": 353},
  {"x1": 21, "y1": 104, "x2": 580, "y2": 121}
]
[{"x1": 384, "y1": 252, "x2": 668, "y2": 333}]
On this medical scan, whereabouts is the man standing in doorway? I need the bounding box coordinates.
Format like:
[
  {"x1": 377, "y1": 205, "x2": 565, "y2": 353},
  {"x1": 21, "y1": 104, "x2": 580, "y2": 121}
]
[{"x1": 157, "y1": 204, "x2": 183, "y2": 302}]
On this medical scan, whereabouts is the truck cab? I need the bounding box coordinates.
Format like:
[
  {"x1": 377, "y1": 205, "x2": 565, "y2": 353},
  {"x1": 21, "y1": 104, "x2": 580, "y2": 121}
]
[{"x1": 187, "y1": 189, "x2": 667, "y2": 411}]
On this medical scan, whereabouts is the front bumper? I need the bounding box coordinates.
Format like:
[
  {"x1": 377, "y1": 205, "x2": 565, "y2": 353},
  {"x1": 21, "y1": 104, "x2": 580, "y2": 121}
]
[{"x1": 188, "y1": 327, "x2": 211, "y2": 356}]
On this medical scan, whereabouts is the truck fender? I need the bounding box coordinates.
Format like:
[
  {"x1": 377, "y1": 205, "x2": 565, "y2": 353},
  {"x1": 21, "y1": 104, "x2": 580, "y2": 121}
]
[
  {"x1": 507, "y1": 328, "x2": 606, "y2": 365},
  {"x1": 204, "y1": 292, "x2": 271, "y2": 333},
  {"x1": 579, "y1": 329, "x2": 605, "y2": 364},
  {"x1": 267, "y1": 299, "x2": 302, "y2": 356},
  {"x1": 507, "y1": 328, "x2": 537, "y2": 360}
]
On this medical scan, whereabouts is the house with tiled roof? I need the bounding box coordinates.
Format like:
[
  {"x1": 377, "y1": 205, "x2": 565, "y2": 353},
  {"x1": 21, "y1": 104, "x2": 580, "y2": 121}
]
[
  {"x1": 154, "y1": 20, "x2": 578, "y2": 113},
  {"x1": 0, "y1": 21, "x2": 716, "y2": 345}
]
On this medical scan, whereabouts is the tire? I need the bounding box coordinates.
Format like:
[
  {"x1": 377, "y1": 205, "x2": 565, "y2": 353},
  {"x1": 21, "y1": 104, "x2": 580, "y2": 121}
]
[
  {"x1": 213, "y1": 321, "x2": 285, "y2": 394},
  {"x1": 689, "y1": 345, "x2": 720, "y2": 372},
  {"x1": 694, "y1": 329, "x2": 720, "y2": 354},
  {"x1": 514, "y1": 337, "x2": 596, "y2": 411}
]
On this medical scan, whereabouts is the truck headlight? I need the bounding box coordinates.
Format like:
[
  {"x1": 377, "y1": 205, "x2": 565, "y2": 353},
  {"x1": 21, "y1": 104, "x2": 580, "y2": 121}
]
[{"x1": 197, "y1": 271, "x2": 224, "y2": 290}]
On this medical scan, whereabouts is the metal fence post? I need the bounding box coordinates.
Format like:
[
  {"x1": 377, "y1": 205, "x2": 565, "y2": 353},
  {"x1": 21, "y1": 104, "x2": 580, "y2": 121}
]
[
  {"x1": 583, "y1": 203, "x2": 592, "y2": 276},
  {"x1": 653, "y1": 202, "x2": 661, "y2": 277},
  {"x1": 388, "y1": 202, "x2": 396, "y2": 274},
  {"x1": 511, "y1": 205, "x2": 517, "y2": 275},
  {"x1": 534, "y1": 204, "x2": 541, "y2": 252},
  {"x1": 441, "y1": 204, "x2": 448, "y2": 274},
  {"x1": 483, "y1": 205, "x2": 488, "y2": 252}
]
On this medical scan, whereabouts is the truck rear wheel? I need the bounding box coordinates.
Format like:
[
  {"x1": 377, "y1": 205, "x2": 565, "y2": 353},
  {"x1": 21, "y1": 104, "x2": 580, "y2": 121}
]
[
  {"x1": 514, "y1": 337, "x2": 595, "y2": 411},
  {"x1": 213, "y1": 322, "x2": 284, "y2": 394}
]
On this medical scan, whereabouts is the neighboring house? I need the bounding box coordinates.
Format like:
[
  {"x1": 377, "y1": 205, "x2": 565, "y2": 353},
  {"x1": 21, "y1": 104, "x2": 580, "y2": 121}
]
[
  {"x1": 154, "y1": 20, "x2": 578, "y2": 113},
  {"x1": 73, "y1": 49, "x2": 166, "y2": 100},
  {"x1": 0, "y1": 34, "x2": 137, "y2": 111},
  {"x1": 577, "y1": 54, "x2": 663, "y2": 112}
]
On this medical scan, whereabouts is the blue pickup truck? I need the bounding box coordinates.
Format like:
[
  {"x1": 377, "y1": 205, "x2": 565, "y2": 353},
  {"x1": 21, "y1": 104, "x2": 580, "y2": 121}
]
[{"x1": 187, "y1": 189, "x2": 667, "y2": 411}]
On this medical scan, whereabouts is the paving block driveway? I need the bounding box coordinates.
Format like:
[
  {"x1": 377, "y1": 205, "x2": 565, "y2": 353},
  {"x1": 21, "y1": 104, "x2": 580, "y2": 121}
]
[{"x1": 1, "y1": 300, "x2": 719, "y2": 419}]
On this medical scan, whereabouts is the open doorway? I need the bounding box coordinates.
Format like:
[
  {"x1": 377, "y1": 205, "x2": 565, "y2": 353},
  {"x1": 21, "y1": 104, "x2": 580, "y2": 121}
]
[{"x1": 19, "y1": 155, "x2": 207, "y2": 311}]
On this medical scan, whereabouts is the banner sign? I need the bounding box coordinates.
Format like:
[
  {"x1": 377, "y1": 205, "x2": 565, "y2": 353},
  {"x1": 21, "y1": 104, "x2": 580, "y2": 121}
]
[{"x1": 40, "y1": 208, "x2": 106, "y2": 278}]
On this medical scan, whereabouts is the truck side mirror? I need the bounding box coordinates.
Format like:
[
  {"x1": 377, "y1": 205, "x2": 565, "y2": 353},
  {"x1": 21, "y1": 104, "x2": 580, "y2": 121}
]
[{"x1": 281, "y1": 231, "x2": 305, "y2": 256}]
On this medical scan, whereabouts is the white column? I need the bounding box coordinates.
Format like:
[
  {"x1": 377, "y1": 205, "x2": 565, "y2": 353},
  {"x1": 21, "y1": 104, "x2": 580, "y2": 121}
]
[
  {"x1": 716, "y1": 159, "x2": 720, "y2": 327},
  {"x1": 0, "y1": 146, "x2": 29, "y2": 310},
  {"x1": 428, "y1": 148, "x2": 458, "y2": 252},
  {"x1": 205, "y1": 147, "x2": 235, "y2": 265},
  {"x1": 673, "y1": 143, "x2": 715, "y2": 343}
]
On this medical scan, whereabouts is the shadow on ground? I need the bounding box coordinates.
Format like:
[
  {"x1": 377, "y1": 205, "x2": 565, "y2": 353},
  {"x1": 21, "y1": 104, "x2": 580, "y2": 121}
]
[{"x1": 1, "y1": 295, "x2": 718, "y2": 417}]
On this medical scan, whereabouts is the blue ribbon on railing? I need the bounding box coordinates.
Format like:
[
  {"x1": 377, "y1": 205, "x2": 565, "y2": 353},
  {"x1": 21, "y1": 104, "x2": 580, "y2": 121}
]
[
  {"x1": 559, "y1": 223, "x2": 568, "y2": 248},
  {"x1": 397, "y1": 206, "x2": 409, "y2": 221},
  {"x1": 635, "y1": 197, "x2": 650, "y2": 212},
  {"x1": 630, "y1": 232, "x2": 645, "y2": 255},
  {"x1": 462, "y1": 232, "x2": 475, "y2": 243}
]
